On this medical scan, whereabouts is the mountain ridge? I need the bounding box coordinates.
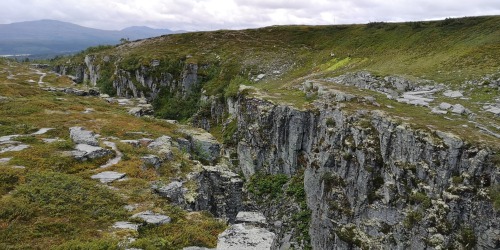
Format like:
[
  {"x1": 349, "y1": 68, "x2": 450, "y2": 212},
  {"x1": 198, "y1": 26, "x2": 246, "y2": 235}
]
[{"x1": 0, "y1": 19, "x2": 181, "y2": 56}]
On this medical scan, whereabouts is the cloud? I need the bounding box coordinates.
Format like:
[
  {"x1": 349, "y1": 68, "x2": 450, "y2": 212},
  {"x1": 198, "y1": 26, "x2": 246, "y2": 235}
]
[{"x1": 0, "y1": 0, "x2": 499, "y2": 31}]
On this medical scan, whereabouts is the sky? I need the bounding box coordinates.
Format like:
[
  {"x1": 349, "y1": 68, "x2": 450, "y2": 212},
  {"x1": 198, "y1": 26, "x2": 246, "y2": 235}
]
[{"x1": 0, "y1": 0, "x2": 499, "y2": 31}]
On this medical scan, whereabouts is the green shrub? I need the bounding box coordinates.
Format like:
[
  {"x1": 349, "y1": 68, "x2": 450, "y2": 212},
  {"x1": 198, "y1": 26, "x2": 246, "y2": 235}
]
[{"x1": 247, "y1": 173, "x2": 289, "y2": 200}]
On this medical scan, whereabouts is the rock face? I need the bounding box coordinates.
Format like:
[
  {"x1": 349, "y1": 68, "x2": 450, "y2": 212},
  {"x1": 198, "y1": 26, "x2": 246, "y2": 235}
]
[
  {"x1": 55, "y1": 57, "x2": 201, "y2": 101},
  {"x1": 191, "y1": 165, "x2": 244, "y2": 222},
  {"x1": 230, "y1": 96, "x2": 499, "y2": 249}
]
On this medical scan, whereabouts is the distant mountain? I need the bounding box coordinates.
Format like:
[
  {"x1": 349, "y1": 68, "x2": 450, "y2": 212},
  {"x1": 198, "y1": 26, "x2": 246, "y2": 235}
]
[{"x1": 0, "y1": 19, "x2": 178, "y2": 57}]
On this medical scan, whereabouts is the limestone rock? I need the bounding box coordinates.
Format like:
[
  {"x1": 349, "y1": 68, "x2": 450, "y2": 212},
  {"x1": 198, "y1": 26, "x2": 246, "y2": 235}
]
[
  {"x1": 141, "y1": 155, "x2": 161, "y2": 169},
  {"x1": 148, "y1": 135, "x2": 174, "y2": 160},
  {"x1": 217, "y1": 224, "x2": 276, "y2": 250},
  {"x1": 235, "y1": 212, "x2": 267, "y2": 226},
  {"x1": 131, "y1": 211, "x2": 171, "y2": 225},
  {"x1": 0, "y1": 144, "x2": 29, "y2": 153},
  {"x1": 451, "y1": 104, "x2": 466, "y2": 114},
  {"x1": 73, "y1": 144, "x2": 112, "y2": 160},
  {"x1": 113, "y1": 221, "x2": 139, "y2": 231},
  {"x1": 431, "y1": 108, "x2": 447, "y2": 115},
  {"x1": 181, "y1": 129, "x2": 221, "y2": 164},
  {"x1": 69, "y1": 127, "x2": 99, "y2": 146},
  {"x1": 152, "y1": 181, "x2": 186, "y2": 205},
  {"x1": 439, "y1": 102, "x2": 453, "y2": 110},
  {"x1": 128, "y1": 105, "x2": 153, "y2": 117},
  {"x1": 91, "y1": 171, "x2": 125, "y2": 183},
  {"x1": 443, "y1": 90, "x2": 463, "y2": 98}
]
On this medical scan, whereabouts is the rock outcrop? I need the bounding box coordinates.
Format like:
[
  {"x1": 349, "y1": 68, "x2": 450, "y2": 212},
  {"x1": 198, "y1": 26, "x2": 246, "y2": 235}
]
[{"x1": 227, "y1": 96, "x2": 499, "y2": 249}]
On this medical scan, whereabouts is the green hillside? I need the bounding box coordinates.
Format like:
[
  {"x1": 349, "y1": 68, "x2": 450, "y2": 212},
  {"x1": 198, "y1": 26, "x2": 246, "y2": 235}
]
[{"x1": 59, "y1": 16, "x2": 500, "y2": 92}]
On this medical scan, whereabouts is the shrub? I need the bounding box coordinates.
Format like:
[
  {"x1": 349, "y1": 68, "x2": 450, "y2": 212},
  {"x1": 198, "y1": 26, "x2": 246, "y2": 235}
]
[{"x1": 247, "y1": 173, "x2": 289, "y2": 200}]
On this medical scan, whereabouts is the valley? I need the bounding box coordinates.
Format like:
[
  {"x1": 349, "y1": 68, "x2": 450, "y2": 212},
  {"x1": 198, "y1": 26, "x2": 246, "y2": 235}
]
[{"x1": 1, "y1": 16, "x2": 499, "y2": 249}]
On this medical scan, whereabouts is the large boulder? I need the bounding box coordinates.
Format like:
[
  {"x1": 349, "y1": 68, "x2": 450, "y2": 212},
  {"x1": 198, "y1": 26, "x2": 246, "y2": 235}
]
[
  {"x1": 152, "y1": 181, "x2": 187, "y2": 205},
  {"x1": 69, "y1": 127, "x2": 99, "y2": 146},
  {"x1": 148, "y1": 135, "x2": 174, "y2": 160},
  {"x1": 72, "y1": 144, "x2": 112, "y2": 161},
  {"x1": 180, "y1": 128, "x2": 221, "y2": 164}
]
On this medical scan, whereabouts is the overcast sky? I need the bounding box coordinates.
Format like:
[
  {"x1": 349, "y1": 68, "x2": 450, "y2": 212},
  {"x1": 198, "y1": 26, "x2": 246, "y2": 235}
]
[{"x1": 1, "y1": 0, "x2": 499, "y2": 31}]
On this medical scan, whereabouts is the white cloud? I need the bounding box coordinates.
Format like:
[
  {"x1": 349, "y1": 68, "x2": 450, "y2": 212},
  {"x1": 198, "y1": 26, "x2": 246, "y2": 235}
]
[{"x1": 0, "y1": 0, "x2": 499, "y2": 30}]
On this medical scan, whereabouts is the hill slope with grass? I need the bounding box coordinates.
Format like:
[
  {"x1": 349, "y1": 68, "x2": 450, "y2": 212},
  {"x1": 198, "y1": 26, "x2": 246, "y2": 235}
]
[{"x1": 4, "y1": 16, "x2": 499, "y2": 249}]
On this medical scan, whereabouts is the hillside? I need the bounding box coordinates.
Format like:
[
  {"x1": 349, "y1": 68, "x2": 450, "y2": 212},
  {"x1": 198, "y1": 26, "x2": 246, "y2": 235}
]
[
  {"x1": 2, "y1": 16, "x2": 499, "y2": 249},
  {"x1": 0, "y1": 19, "x2": 176, "y2": 56}
]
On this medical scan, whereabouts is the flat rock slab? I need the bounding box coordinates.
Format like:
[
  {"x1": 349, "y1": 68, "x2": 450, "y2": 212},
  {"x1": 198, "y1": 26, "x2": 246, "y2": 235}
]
[
  {"x1": 235, "y1": 212, "x2": 267, "y2": 225},
  {"x1": 0, "y1": 135, "x2": 20, "y2": 143},
  {"x1": 69, "y1": 127, "x2": 99, "y2": 146},
  {"x1": 0, "y1": 144, "x2": 29, "y2": 153},
  {"x1": 485, "y1": 106, "x2": 500, "y2": 115},
  {"x1": 217, "y1": 224, "x2": 276, "y2": 250},
  {"x1": 131, "y1": 211, "x2": 171, "y2": 225},
  {"x1": 183, "y1": 247, "x2": 214, "y2": 250},
  {"x1": 31, "y1": 128, "x2": 54, "y2": 135},
  {"x1": 443, "y1": 90, "x2": 463, "y2": 98},
  {"x1": 113, "y1": 221, "x2": 139, "y2": 231},
  {"x1": 91, "y1": 171, "x2": 126, "y2": 183},
  {"x1": 0, "y1": 157, "x2": 12, "y2": 164}
]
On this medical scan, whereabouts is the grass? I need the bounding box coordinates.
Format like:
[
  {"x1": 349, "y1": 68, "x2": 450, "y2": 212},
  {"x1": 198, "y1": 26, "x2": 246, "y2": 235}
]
[{"x1": 51, "y1": 16, "x2": 500, "y2": 114}]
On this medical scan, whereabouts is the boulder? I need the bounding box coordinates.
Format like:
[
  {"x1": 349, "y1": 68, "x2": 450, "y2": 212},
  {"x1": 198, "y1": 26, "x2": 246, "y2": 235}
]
[
  {"x1": 148, "y1": 136, "x2": 174, "y2": 160},
  {"x1": 451, "y1": 104, "x2": 466, "y2": 114},
  {"x1": 217, "y1": 224, "x2": 276, "y2": 250},
  {"x1": 152, "y1": 181, "x2": 186, "y2": 205},
  {"x1": 141, "y1": 155, "x2": 161, "y2": 169},
  {"x1": 439, "y1": 102, "x2": 453, "y2": 110},
  {"x1": 181, "y1": 129, "x2": 220, "y2": 164},
  {"x1": 131, "y1": 104, "x2": 154, "y2": 117},
  {"x1": 73, "y1": 144, "x2": 112, "y2": 160},
  {"x1": 131, "y1": 211, "x2": 171, "y2": 225},
  {"x1": 69, "y1": 127, "x2": 99, "y2": 146}
]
